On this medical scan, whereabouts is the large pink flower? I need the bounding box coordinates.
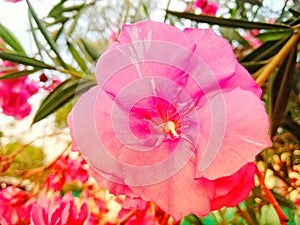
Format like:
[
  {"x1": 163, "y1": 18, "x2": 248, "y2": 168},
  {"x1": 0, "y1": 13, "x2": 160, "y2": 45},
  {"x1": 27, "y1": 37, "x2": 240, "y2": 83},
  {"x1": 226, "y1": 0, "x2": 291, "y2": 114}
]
[{"x1": 68, "y1": 20, "x2": 271, "y2": 220}]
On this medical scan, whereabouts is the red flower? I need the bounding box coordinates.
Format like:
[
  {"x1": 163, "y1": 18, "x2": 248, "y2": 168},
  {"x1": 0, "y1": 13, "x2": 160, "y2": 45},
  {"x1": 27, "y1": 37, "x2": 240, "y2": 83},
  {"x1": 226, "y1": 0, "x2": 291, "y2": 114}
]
[
  {"x1": 0, "y1": 186, "x2": 31, "y2": 225},
  {"x1": 194, "y1": 0, "x2": 219, "y2": 15},
  {"x1": 30, "y1": 193, "x2": 88, "y2": 225},
  {"x1": 44, "y1": 155, "x2": 89, "y2": 191}
]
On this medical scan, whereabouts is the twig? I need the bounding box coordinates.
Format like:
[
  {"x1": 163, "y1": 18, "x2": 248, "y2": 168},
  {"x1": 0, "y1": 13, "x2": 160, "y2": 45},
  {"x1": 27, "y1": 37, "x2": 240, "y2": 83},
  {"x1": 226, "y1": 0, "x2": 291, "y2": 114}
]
[
  {"x1": 118, "y1": 209, "x2": 138, "y2": 225},
  {"x1": 256, "y1": 167, "x2": 289, "y2": 225},
  {"x1": 161, "y1": 211, "x2": 170, "y2": 225},
  {"x1": 255, "y1": 25, "x2": 300, "y2": 87},
  {"x1": 236, "y1": 204, "x2": 256, "y2": 225}
]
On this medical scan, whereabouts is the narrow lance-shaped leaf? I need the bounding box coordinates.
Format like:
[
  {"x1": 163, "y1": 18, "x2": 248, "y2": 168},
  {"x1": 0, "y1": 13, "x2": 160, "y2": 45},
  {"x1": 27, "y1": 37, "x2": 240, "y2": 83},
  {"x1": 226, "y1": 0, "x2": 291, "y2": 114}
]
[
  {"x1": 268, "y1": 46, "x2": 297, "y2": 136},
  {"x1": 80, "y1": 39, "x2": 100, "y2": 61},
  {"x1": 241, "y1": 60, "x2": 267, "y2": 74},
  {"x1": 220, "y1": 27, "x2": 251, "y2": 47},
  {"x1": 257, "y1": 30, "x2": 293, "y2": 42},
  {"x1": 48, "y1": 0, "x2": 67, "y2": 18},
  {"x1": 49, "y1": 4, "x2": 85, "y2": 19},
  {"x1": 281, "y1": 120, "x2": 300, "y2": 140},
  {"x1": 32, "y1": 78, "x2": 97, "y2": 123},
  {"x1": 0, "y1": 69, "x2": 40, "y2": 80},
  {"x1": 0, "y1": 52, "x2": 55, "y2": 69},
  {"x1": 180, "y1": 214, "x2": 202, "y2": 225},
  {"x1": 240, "y1": 37, "x2": 289, "y2": 63},
  {"x1": 26, "y1": 0, "x2": 68, "y2": 68},
  {"x1": 52, "y1": 25, "x2": 64, "y2": 42},
  {"x1": 67, "y1": 41, "x2": 88, "y2": 71},
  {"x1": 289, "y1": 8, "x2": 300, "y2": 18},
  {"x1": 167, "y1": 10, "x2": 293, "y2": 30},
  {"x1": 0, "y1": 23, "x2": 25, "y2": 54},
  {"x1": 28, "y1": 11, "x2": 43, "y2": 59}
]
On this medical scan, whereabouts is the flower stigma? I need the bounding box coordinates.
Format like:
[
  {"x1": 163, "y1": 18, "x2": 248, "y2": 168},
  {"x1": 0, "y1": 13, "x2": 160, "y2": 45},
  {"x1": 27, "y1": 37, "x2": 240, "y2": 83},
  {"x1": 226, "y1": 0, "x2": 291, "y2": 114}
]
[{"x1": 164, "y1": 120, "x2": 179, "y2": 138}]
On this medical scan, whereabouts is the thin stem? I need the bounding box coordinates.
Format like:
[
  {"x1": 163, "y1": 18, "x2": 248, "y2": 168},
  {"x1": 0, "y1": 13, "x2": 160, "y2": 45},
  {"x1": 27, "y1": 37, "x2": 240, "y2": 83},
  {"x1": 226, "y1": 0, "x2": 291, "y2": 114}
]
[
  {"x1": 118, "y1": 209, "x2": 138, "y2": 225},
  {"x1": 236, "y1": 204, "x2": 256, "y2": 225},
  {"x1": 218, "y1": 209, "x2": 230, "y2": 225},
  {"x1": 164, "y1": 0, "x2": 171, "y2": 23},
  {"x1": 255, "y1": 25, "x2": 300, "y2": 87},
  {"x1": 161, "y1": 212, "x2": 170, "y2": 225},
  {"x1": 256, "y1": 167, "x2": 289, "y2": 225}
]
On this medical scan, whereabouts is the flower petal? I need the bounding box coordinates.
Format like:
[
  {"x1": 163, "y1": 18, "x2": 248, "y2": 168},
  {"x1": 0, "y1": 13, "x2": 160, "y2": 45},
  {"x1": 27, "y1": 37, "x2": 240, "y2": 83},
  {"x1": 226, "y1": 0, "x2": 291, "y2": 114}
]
[
  {"x1": 184, "y1": 28, "x2": 236, "y2": 81},
  {"x1": 210, "y1": 163, "x2": 256, "y2": 210},
  {"x1": 196, "y1": 88, "x2": 271, "y2": 180}
]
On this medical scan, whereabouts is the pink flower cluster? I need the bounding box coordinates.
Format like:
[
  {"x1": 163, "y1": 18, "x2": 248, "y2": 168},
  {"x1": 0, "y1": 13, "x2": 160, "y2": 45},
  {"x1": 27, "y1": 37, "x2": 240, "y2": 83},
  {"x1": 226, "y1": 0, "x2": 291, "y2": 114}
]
[
  {"x1": 0, "y1": 61, "x2": 39, "y2": 120},
  {"x1": 194, "y1": 0, "x2": 218, "y2": 16},
  {"x1": 44, "y1": 155, "x2": 89, "y2": 191},
  {"x1": 243, "y1": 29, "x2": 262, "y2": 48},
  {"x1": 31, "y1": 193, "x2": 88, "y2": 225},
  {"x1": 0, "y1": 186, "x2": 87, "y2": 225},
  {"x1": 4, "y1": 0, "x2": 23, "y2": 3}
]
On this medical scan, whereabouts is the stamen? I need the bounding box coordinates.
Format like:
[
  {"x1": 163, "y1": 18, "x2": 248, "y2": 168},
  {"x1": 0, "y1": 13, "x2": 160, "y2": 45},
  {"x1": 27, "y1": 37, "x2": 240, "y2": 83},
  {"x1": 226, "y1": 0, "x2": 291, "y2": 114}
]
[{"x1": 165, "y1": 121, "x2": 179, "y2": 137}]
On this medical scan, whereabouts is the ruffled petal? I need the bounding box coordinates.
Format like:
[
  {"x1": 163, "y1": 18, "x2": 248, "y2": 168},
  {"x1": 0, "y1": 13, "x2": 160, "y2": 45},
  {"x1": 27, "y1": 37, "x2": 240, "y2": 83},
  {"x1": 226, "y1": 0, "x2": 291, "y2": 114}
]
[
  {"x1": 210, "y1": 163, "x2": 256, "y2": 210},
  {"x1": 184, "y1": 28, "x2": 236, "y2": 81},
  {"x1": 196, "y1": 88, "x2": 271, "y2": 180}
]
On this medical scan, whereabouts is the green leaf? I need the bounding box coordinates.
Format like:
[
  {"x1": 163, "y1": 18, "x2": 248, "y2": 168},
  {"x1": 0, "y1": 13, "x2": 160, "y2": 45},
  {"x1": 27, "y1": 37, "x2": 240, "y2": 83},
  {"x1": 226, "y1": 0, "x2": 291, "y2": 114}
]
[
  {"x1": 0, "y1": 52, "x2": 55, "y2": 69},
  {"x1": 260, "y1": 205, "x2": 281, "y2": 225},
  {"x1": 28, "y1": 12, "x2": 43, "y2": 58},
  {"x1": 48, "y1": 1, "x2": 84, "y2": 18},
  {"x1": 0, "y1": 23, "x2": 25, "y2": 54},
  {"x1": 0, "y1": 69, "x2": 40, "y2": 80},
  {"x1": 281, "y1": 120, "x2": 300, "y2": 140},
  {"x1": 51, "y1": 24, "x2": 64, "y2": 42},
  {"x1": 268, "y1": 46, "x2": 297, "y2": 136},
  {"x1": 48, "y1": 0, "x2": 67, "y2": 18},
  {"x1": 33, "y1": 78, "x2": 97, "y2": 123},
  {"x1": 46, "y1": 16, "x2": 69, "y2": 26},
  {"x1": 67, "y1": 11, "x2": 81, "y2": 36},
  {"x1": 0, "y1": 142, "x2": 44, "y2": 178},
  {"x1": 241, "y1": 60, "x2": 267, "y2": 74},
  {"x1": 80, "y1": 39, "x2": 100, "y2": 61},
  {"x1": 26, "y1": 0, "x2": 67, "y2": 68},
  {"x1": 180, "y1": 214, "x2": 202, "y2": 225},
  {"x1": 167, "y1": 10, "x2": 293, "y2": 30},
  {"x1": 67, "y1": 41, "x2": 88, "y2": 71},
  {"x1": 240, "y1": 37, "x2": 288, "y2": 62},
  {"x1": 257, "y1": 30, "x2": 293, "y2": 42},
  {"x1": 289, "y1": 8, "x2": 300, "y2": 18},
  {"x1": 219, "y1": 27, "x2": 250, "y2": 47}
]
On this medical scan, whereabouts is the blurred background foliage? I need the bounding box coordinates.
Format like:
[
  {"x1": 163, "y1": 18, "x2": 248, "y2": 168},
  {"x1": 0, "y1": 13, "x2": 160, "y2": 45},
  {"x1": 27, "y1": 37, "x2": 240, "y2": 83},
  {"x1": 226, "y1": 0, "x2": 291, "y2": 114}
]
[{"x1": 0, "y1": 0, "x2": 300, "y2": 224}]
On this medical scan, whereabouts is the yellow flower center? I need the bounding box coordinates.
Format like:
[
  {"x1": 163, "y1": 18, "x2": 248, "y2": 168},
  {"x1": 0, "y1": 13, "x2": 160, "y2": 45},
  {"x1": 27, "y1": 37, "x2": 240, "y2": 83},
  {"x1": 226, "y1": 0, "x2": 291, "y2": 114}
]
[{"x1": 164, "y1": 121, "x2": 179, "y2": 138}]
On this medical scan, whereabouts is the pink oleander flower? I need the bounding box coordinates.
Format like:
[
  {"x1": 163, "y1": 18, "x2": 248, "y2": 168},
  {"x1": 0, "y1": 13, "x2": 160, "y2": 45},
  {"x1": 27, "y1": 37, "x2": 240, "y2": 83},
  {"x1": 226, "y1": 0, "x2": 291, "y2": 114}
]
[
  {"x1": 243, "y1": 31, "x2": 262, "y2": 48},
  {"x1": 31, "y1": 193, "x2": 88, "y2": 225},
  {"x1": 126, "y1": 203, "x2": 160, "y2": 225},
  {"x1": 194, "y1": 0, "x2": 207, "y2": 8},
  {"x1": 108, "y1": 31, "x2": 119, "y2": 44},
  {"x1": 0, "y1": 186, "x2": 31, "y2": 225},
  {"x1": 201, "y1": 2, "x2": 218, "y2": 15},
  {"x1": 5, "y1": 0, "x2": 23, "y2": 3},
  {"x1": 0, "y1": 61, "x2": 39, "y2": 120},
  {"x1": 68, "y1": 20, "x2": 271, "y2": 220},
  {"x1": 194, "y1": 0, "x2": 218, "y2": 16},
  {"x1": 44, "y1": 155, "x2": 89, "y2": 191},
  {"x1": 42, "y1": 75, "x2": 62, "y2": 91}
]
